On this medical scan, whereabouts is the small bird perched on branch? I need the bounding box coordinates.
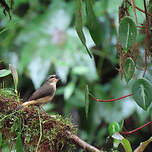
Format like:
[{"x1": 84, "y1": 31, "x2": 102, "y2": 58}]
[{"x1": 17, "y1": 74, "x2": 59, "y2": 110}]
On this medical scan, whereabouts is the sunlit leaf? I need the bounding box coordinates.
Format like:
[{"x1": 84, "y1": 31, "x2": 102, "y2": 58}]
[
  {"x1": 134, "y1": 137, "x2": 152, "y2": 152},
  {"x1": 119, "y1": 16, "x2": 137, "y2": 51},
  {"x1": 0, "y1": 69, "x2": 11, "y2": 77},
  {"x1": 112, "y1": 133, "x2": 132, "y2": 152},
  {"x1": 16, "y1": 132, "x2": 24, "y2": 152},
  {"x1": 0, "y1": 132, "x2": 2, "y2": 147},
  {"x1": 112, "y1": 132, "x2": 124, "y2": 140},
  {"x1": 85, "y1": 85, "x2": 89, "y2": 118},
  {"x1": 72, "y1": 66, "x2": 88, "y2": 75},
  {"x1": 108, "y1": 122, "x2": 120, "y2": 136},
  {"x1": 9, "y1": 64, "x2": 18, "y2": 92},
  {"x1": 85, "y1": 0, "x2": 102, "y2": 46},
  {"x1": 124, "y1": 57, "x2": 135, "y2": 83},
  {"x1": 75, "y1": 0, "x2": 92, "y2": 58},
  {"x1": 2, "y1": 146, "x2": 10, "y2": 152},
  {"x1": 64, "y1": 81, "x2": 75, "y2": 100},
  {"x1": 132, "y1": 78, "x2": 152, "y2": 110},
  {"x1": 121, "y1": 138, "x2": 132, "y2": 152}
]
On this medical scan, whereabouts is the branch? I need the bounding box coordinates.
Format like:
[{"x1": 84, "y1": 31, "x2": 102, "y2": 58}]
[
  {"x1": 66, "y1": 131, "x2": 102, "y2": 152},
  {"x1": 127, "y1": 1, "x2": 152, "y2": 17},
  {"x1": 142, "y1": 0, "x2": 149, "y2": 77},
  {"x1": 120, "y1": 121, "x2": 152, "y2": 135},
  {"x1": 89, "y1": 93, "x2": 132, "y2": 102}
]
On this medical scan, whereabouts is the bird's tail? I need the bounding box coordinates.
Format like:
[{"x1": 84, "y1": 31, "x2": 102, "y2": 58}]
[{"x1": 16, "y1": 100, "x2": 38, "y2": 111}]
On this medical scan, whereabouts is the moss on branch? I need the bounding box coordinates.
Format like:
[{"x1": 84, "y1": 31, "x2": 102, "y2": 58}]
[{"x1": 0, "y1": 88, "x2": 77, "y2": 152}]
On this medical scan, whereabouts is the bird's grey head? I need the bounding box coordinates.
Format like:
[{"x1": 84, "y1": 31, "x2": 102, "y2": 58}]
[{"x1": 47, "y1": 74, "x2": 59, "y2": 84}]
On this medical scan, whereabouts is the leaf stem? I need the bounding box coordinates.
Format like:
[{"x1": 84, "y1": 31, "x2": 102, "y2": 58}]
[
  {"x1": 89, "y1": 93, "x2": 132, "y2": 102},
  {"x1": 36, "y1": 109, "x2": 43, "y2": 152},
  {"x1": 0, "y1": 110, "x2": 19, "y2": 122},
  {"x1": 127, "y1": 1, "x2": 152, "y2": 17},
  {"x1": 142, "y1": 0, "x2": 149, "y2": 77},
  {"x1": 120, "y1": 121, "x2": 152, "y2": 135}
]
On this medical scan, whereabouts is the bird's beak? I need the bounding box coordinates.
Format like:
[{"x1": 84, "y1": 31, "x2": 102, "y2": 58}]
[{"x1": 55, "y1": 76, "x2": 60, "y2": 82}]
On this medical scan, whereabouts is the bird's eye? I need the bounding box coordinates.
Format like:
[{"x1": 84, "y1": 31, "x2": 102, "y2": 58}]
[{"x1": 50, "y1": 75, "x2": 56, "y2": 79}]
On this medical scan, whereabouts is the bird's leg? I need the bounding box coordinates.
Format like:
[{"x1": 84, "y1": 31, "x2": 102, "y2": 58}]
[{"x1": 39, "y1": 104, "x2": 48, "y2": 115}]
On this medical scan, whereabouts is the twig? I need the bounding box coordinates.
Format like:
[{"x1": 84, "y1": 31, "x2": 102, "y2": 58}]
[
  {"x1": 127, "y1": 1, "x2": 152, "y2": 17},
  {"x1": 120, "y1": 121, "x2": 152, "y2": 135},
  {"x1": 131, "y1": 0, "x2": 137, "y2": 24},
  {"x1": 36, "y1": 109, "x2": 43, "y2": 152},
  {"x1": 142, "y1": 0, "x2": 149, "y2": 77},
  {"x1": 66, "y1": 131, "x2": 102, "y2": 152},
  {"x1": 0, "y1": 110, "x2": 19, "y2": 122},
  {"x1": 89, "y1": 93, "x2": 132, "y2": 102}
]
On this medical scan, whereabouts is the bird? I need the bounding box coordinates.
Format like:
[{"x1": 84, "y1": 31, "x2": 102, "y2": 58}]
[{"x1": 16, "y1": 74, "x2": 59, "y2": 110}]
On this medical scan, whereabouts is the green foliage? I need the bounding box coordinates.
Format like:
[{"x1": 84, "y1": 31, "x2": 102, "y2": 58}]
[
  {"x1": 1, "y1": 0, "x2": 152, "y2": 151},
  {"x1": 16, "y1": 133, "x2": 24, "y2": 152},
  {"x1": 9, "y1": 64, "x2": 18, "y2": 95},
  {"x1": 85, "y1": 85, "x2": 89, "y2": 118},
  {"x1": 75, "y1": 0, "x2": 92, "y2": 58},
  {"x1": 132, "y1": 78, "x2": 152, "y2": 110},
  {"x1": 124, "y1": 57, "x2": 135, "y2": 83},
  {"x1": 0, "y1": 69, "x2": 11, "y2": 77},
  {"x1": 85, "y1": 0, "x2": 103, "y2": 46},
  {"x1": 112, "y1": 133, "x2": 132, "y2": 152},
  {"x1": 0, "y1": 131, "x2": 2, "y2": 147},
  {"x1": 121, "y1": 138, "x2": 132, "y2": 152},
  {"x1": 119, "y1": 16, "x2": 137, "y2": 51},
  {"x1": 108, "y1": 122, "x2": 120, "y2": 136}
]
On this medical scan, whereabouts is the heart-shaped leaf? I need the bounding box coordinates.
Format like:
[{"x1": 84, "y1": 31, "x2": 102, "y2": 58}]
[
  {"x1": 119, "y1": 16, "x2": 137, "y2": 51},
  {"x1": 85, "y1": 85, "x2": 89, "y2": 118},
  {"x1": 75, "y1": 0, "x2": 92, "y2": 58},
  {"x1": 132, "y1": 78, "x2": 152, "y2": 110},
  {"x1": 124, "y1": 57, "x2": 135, "y2": 83},
  {"x1": 0, "y1": 69, "x2": 11, "y2": 77}
]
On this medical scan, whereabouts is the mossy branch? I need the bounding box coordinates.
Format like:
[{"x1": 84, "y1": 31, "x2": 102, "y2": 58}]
[{"x1": 0, "y1": 88, "x2": 101, "y2": 152}]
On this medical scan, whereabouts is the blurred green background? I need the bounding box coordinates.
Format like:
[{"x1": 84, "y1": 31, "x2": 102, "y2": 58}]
[{"x1": 0, "y1": 0, "x2": 152, "y2": 151}]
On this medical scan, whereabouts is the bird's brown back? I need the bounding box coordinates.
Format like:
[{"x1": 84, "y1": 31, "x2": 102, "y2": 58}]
[{"x1": 28, "y1": 82, "x2": 54, "y2": 101}]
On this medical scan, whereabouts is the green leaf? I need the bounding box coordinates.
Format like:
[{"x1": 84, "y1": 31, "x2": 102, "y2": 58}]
[
  {"x1": 119, "y1": 16, "x2": 137, "y2": 51},
  {"x1": 72, "y1": 66, "x2": 88, "y2": 75},
  {"x1": 64, "y1": 81, "x2": 75, "y2": 100},
  {"x1": 9, "y1": 64, "x2": 18, "y2": 93},
  {"x1": 132, "y1": 78, "x2": 152, "y2": 110},
  {"x1": 124, "y1": 57, "x2": 135, "y2": 83},
  {"x1": 75, "y1": 0, "x2": 92, "y2": 58},
  {"x1": 85, "y1": 0, "x2": 102, "y2": 46},
  {"x1": 0, "y1": 132, "x2": 2, "y2": 147},
  {"x1": 0, "y1": 69, "x2": 11, "y2": 77},
  {"x1": 85, "y1": 85, "x2": 89, "y2": 118},
  {"x1": 16, "y1": 132, "x2": 24, "y2": 152},
  {"x1": 119, "y1": 120, "x2": 124, "y2": 131},
  {"x1": 121, "y1": 138, "x2": 132, "y2": 152},
  {"x1": 108, "y1": 122, "x2": 120, "y2": 136}
]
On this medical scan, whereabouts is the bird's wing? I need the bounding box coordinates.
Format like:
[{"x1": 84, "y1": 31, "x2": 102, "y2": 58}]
[{"x1": 28, "y1": 82, "x2": 54, "y2": 101}]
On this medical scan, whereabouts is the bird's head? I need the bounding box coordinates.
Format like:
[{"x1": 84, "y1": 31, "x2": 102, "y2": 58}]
[{"x1": 47, "y1": 74, "x2": 59, "y2": 84}]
